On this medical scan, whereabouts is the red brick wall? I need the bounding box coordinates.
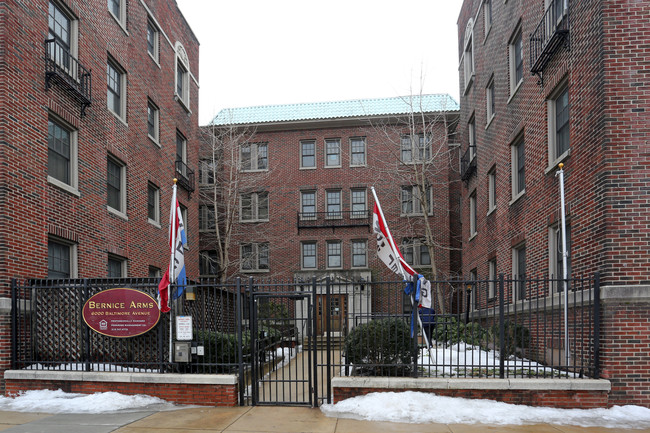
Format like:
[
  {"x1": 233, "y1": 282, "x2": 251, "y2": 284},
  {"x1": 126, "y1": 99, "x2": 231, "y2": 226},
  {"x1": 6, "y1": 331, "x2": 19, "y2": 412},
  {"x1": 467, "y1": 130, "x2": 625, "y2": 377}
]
[
  {"x1": 334, "y1": 387, "x2": 608, "y2": 409},
  {"x1": 5, "y1": 378, "x2": 238, "y2": 406}
]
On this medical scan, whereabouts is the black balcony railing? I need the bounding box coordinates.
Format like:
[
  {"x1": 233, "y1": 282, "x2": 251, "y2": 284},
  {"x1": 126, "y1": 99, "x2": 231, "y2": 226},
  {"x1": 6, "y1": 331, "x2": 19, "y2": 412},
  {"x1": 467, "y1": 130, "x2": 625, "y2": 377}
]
[
  {"x1": 530, "y1": 0, "x2": 569, "y2": 84},
  {"x1": 175, "y1": 159, "x2": 195, "y2": 193},
  {"x1": 297, "y1": 210, "x2": 371, "y2": 232},
  {"x1": 460, "y1": 146, "x2": 477, "y2": 182},
  {"x1": 44, "y1": 39, "x2": 92, "y2": 116}
]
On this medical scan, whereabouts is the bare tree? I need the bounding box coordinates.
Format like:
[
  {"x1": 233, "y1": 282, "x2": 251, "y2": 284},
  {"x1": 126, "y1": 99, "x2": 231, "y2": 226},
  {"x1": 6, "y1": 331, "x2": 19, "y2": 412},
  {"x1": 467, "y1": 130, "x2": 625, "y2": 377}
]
[{"x1": 369, "y1": 89, "x2": 460, "y2": 314}]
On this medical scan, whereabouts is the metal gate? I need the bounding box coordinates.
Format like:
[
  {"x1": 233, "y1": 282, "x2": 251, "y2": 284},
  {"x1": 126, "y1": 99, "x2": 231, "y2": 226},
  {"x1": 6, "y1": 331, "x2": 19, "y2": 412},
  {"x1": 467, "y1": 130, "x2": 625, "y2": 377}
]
[{"x1": 250, "y1": 290, "x2": 313, "y2": 406}]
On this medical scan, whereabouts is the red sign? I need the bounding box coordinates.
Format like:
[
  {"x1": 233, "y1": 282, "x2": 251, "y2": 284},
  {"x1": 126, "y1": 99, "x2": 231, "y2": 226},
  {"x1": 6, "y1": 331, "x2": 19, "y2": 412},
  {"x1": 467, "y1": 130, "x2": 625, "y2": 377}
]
[{"x1": 82, "y1": 288, "x2": 161, "y2": 338}]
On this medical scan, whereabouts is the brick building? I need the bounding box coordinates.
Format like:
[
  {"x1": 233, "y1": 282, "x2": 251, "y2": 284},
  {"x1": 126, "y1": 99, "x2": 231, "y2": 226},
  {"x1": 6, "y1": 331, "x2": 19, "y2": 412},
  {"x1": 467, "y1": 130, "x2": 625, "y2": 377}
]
[
  {"x1": 200, "y1": 95, "x2": 460, "y2": 316},
  {"x1": 456, "y1": 0, "x2": 649, "y2": 405},
  {"x1": 0, "y1": 0, "x2": 200, "y2": 391}
]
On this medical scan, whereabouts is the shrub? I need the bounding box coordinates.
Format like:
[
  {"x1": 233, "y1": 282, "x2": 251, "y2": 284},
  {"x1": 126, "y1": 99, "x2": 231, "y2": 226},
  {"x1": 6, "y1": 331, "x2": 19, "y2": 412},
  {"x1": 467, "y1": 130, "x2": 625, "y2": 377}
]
[
  {"x1": 343, "y1": 318, "x2": 416, "y2": 376},
  {"x1": 433, "y1": 316, "x2": 487, "y2": 347},
  {"x1": 195, "y1": 330, "x2": 251, "y2": 367},
  {"x1": 488, "y1": 321, "x2": 530, "y2": 359}
]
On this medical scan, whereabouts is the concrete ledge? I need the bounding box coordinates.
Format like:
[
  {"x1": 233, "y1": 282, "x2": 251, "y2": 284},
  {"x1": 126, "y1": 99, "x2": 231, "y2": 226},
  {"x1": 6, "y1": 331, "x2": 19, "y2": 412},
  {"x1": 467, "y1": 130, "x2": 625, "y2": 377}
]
[
  {"x1": 332, "y1": 376, "x2": 610, "y2": 391},
  {"x1": 600, "y1": 285, "x2": 650, "y2": 304},
  {"x1": 4, "y1": 370, "x2": 237, "y2": 385}
]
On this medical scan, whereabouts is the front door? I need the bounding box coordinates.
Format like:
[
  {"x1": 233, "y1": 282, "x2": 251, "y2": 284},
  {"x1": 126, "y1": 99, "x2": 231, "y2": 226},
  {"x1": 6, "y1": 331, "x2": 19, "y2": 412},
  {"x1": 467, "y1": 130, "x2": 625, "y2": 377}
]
[{"x1": 316, "y1": 294, "x2": 347, "y2": 335}]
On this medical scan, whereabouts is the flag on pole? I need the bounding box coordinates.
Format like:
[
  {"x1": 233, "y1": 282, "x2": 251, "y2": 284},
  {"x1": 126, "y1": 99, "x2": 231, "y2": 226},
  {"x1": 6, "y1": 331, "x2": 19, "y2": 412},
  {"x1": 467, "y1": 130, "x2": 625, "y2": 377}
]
[{"x1": 158, "y1": 180, "x2": 187, "y2": 313}]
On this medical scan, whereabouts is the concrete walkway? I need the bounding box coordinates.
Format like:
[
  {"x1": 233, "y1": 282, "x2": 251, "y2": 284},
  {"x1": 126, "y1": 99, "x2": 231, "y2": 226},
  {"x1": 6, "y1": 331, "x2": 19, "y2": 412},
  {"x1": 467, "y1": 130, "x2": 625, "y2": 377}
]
[{"x1": 1, "y1": 406, "x2": 648, "y2": 433}]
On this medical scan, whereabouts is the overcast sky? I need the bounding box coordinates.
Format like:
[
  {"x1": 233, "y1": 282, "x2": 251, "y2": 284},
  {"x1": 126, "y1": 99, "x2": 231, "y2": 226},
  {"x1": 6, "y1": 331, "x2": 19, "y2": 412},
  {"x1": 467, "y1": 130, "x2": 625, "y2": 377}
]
[{"x1": 175, "y1": 0, "x2": 464, "y2": 125}]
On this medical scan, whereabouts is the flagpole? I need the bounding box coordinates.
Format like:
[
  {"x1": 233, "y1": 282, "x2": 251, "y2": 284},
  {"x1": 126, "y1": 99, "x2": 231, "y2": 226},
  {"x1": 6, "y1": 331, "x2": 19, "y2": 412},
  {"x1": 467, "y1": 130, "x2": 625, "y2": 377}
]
[
  {"x1": 556, "y1": 164, "x2": 570, "y2": 368},
  {"x1": 168, "y1": 179, "x2": 178, "y2": 363}
]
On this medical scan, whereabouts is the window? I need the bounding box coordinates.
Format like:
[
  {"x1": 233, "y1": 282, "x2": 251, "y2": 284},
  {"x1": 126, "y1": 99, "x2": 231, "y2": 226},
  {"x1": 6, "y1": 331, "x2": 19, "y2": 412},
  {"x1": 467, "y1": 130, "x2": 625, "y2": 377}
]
[
  {"x1": 486, "y1": 77, "x2": 495, "y2": 123},
  {"x1": 326, "y1": 190, "x2": 342, "y2": 218},
  {"x1": 469, "y1": 190, "x2": 477, "y2": 238},
  {"x1": 488, "y1": 258, "x2": 497, "y2": 299},
  {"x1": 147, "y1": 183, "x2": 159, "y2": 224},
  {"x1": 241, "y1": 142, "x2": 268, "y2": 171},
  {"x1": 107, "y1": 57, "x2": 126, "y2": 120},
  {"x1": 463, "y1": 19, "x2": 475, "y2": 91},
  {"x1": 350, "y1": 137, "x2": 366, "y2": 166},
  {"x1": 48, "y1": 238, "x2": 76, "y2": 278},
  {"x1": 107, "y1": 155, "x2": 126, "y2": 215},
  {"x1": 470, "y1": 268, "x2": 478, "y2": 309},
  {"x1": 401, "y1": 239, "x2": 430, "y2": 267},
  {"x1": 401, "y1": 134, "x2": 431, "y2": 163},
  {"x1": 300, "y1": 140, "x2": 316, "y2": 168},
  {"x1": 199, "y1": 250, "x2": 218, "y2": 276},
  {"x1": 148, "y1": 266, "x2": 161, "y2": 278},
  {"x1": 174, "y1": 42, "x2": 191, "y2": 108},
  {"x1": 468, "y1": 115, "x2": 476, "y2": 160},
  {"x1": 548, "y1": 83, "x2": 570, "y2": 163},
  {"x1": 48, "y1": 0, "x2": 77, "y2": 72},
  {"x1": 327, "y1": 241, "x2": 342, "y2": 269},
  {"x1": 401, "y1": 185, "x2": 432, "y2": 215},
  {"x1": 199, "y1": 159, "x2": 216, "y2": 184},
  {"x1": 550, "y1": 223, "x2": 571, "y2": 289},
  {"x1": 199, "y1": 205, "x2": 216, "y2": 231},
  {"x1": 511, "y1": 136, "x2": 525, "y2": 199},
  {"x1": 176, "y1": 131, "x2": 189, "y2": 179},
  {"x1": 146, "y1": 19, "x2": 159, "y2": 62},
  {"x1": 48, "y1": 116, "x2": 78, "y2": 191},
  {"x1": 108, "y1": 254, "x2": 126, "y2": 278},
  {"x1": 301, "y1": 191, "x2": 316, "y2": 220},
  {"x1": 509, "y1": 27, "x2": 524, "y2": 95},
  {"x1": 240, "y1": 243, "x2": 269, "y2": 272},
  {"x1": 241, "y1": 192, "x2": 269, "y2": 222},
  {"x1": 487, "y1": 167, "x2": 496, "y2": 213},
  {"x1": 147, "y1": 99, "x2": 159, "y2": 143},
  {"x1": 108, "y1": 0, "x2": 126, "y2": 28},
  {"x1": 179, "y1": 204, "x2": 188, "y2": 245},
  {"x1": 351, "y1": 188, "x2": 367, "y2": 218},
  {"x1": 325, "y1": 138, "x2": 341, "y2": 167},
  {"x1": 484, "y1": 0, "x2": 492, "y2": 37},
  {"x1": 513, "y1": 244, "x2": 526, "y2": 300},
  {"x1": 301, "y1": 242, "x2": 317, "y2": 269},
  {"x1": 352, "y1": 240, "x2": 367, "y2": 268}
]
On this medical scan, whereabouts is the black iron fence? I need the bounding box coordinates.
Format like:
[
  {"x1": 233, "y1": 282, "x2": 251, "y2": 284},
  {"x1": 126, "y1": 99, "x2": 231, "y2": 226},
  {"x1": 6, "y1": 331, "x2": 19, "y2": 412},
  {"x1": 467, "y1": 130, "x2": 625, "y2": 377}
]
[{"x1": 11, "y1": 274, "x2": 600, "y2": 403}]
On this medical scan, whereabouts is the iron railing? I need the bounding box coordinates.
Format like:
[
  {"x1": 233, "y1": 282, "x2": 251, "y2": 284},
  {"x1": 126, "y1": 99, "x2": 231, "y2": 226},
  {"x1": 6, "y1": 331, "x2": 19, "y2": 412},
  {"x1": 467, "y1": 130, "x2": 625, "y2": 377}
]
[
  {"x1": 44, "y1": 39, "x2": 92, "y2": 116},
  {"x1": 297, "y1": 210, "x2": 371, "y2": 232},
  {"x1": 530, "y1": 0, "x2": 570, "y2": 80},
  {"x1": 175, "y1": 159, "x2": 195, "y2": 193},
  {"x1": 460, "y1": 145, "x2": 477, "y2": 182}
]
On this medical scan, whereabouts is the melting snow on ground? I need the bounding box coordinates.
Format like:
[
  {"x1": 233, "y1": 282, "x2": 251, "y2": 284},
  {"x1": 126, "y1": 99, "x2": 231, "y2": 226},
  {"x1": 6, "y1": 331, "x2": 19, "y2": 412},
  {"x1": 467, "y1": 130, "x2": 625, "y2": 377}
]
[{"x1": 321, "y1": 391, "x2": 650, "y2": 429}]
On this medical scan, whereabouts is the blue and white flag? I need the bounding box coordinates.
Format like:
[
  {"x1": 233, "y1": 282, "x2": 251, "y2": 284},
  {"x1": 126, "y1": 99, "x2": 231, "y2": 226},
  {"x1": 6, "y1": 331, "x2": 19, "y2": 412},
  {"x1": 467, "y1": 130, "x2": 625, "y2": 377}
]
[{"x1": 158, "y1": 181, "x2": 187, "y2": 312}]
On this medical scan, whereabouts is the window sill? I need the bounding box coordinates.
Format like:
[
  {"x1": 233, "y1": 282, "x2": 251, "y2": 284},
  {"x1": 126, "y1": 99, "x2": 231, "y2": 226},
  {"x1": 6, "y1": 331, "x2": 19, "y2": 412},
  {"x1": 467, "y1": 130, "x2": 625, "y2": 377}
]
[
  {"x1": 240, "y1": 219, "x2": 270, "y2": 223},
  {"x1": 174, "y1": 93, "x2": 191, "y2": 113},
  {"x1": 487, "y1": 207, "x2": 496, "y2": 216},
  {"x1": 241, "y1": 269, "x2": 270, "y2": 274},
  {"x1": 107, "y1": 206, "x2": 128, "y2": 221},
  {"x1": 483, "y1": 26, "x2": 492, "y2": 44},
  {"x1": 485, "y1": 114, "x2": 495, "y2": 129},
  {"x1": 148, "y1": 135, "x2": 161, "y2": 147},
  {"x1": 108, "y1": 108, "x2": 128, "y2": 127},
  {"x1": 545, "y1": 149, "x2": 571, "y2": 175},
  {"x1": 509, "y1": 190, "x2": 525, "y2": 206},
  {"x1": 148, "y1": 218, "x2": 161, "y2": 228},
  {"x1": 148, "y1": 52, "x2": 161, "y2": 69},
  {"x1": 469, "y1": 232, "x2": 477, "y2": 242},
  {"x1": 324, "y1": 165, "x2": 341, "y2": 169},
  {"x1": 48, "y1": 177, "x2": 80, "y2": 197},
  {"x1": 241, "y1": 168, "x2": 269, "y2": 173},
  {"x1": 108, "y1": 11, "x2": 129, "y2": 36},
  {"x1": 507, "y1": 80, "x2": 523, "y2": 104},
  {"x1": 349, "y1": 163, "x2": 367, "y2": 168},
  {"x1": 299, "y1": 166, "x2": 317, "y2": 170},
  {"x1": 463, "y1": 74, "x2": 475, "y2": 96}
]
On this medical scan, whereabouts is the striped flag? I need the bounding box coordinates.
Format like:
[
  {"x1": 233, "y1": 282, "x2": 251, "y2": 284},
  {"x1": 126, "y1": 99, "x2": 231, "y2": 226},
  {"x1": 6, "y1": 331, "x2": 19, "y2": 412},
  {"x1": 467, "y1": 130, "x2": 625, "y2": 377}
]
[{"x1": 158, "y1": 181, "x2": 187, "y2": 313}]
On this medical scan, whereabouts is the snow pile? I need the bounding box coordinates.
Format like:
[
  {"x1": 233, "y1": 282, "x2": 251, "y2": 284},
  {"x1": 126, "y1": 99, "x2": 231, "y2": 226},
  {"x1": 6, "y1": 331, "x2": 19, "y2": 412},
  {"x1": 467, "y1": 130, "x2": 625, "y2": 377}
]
[
  {"x1": 0, "y1": 389, "x2": 179, "y2": 413},
  {"x1": 321, "y1": 391, "x2": 650, "y2": 429}
]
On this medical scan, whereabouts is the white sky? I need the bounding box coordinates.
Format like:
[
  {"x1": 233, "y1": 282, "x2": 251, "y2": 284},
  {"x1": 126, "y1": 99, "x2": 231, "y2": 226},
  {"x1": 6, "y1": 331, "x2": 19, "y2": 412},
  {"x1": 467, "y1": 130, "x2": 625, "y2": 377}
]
[{"x1": 175, "y1": 0, "x2": 464, "y2": 125}]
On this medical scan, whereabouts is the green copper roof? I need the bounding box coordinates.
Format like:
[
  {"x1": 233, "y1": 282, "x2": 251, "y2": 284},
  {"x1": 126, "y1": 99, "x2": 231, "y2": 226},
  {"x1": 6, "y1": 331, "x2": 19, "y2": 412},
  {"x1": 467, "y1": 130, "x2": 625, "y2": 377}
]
[{"x1": 211, "y1": 94, "x2": 459, "y2": 126}]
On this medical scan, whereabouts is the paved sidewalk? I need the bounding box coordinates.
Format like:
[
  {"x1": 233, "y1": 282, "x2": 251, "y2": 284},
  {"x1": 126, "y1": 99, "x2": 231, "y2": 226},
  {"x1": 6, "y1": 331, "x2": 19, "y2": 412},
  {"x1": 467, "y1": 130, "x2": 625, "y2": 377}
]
[{"x1": 1, "y1": 406, "x2": 649, "y2": 433}]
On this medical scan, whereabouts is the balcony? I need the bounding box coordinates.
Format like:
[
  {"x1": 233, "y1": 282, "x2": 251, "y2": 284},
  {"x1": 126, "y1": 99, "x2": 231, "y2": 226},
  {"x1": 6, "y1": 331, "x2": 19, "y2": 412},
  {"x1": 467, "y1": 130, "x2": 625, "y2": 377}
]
[
  {"x1": 530, "y1": 0, "x2": 569, "y2": 85},
  {"x1": 460, "y1": 146, "x2": 477, "y2": 182},
  {"x1": 297, "y1": 210, "x2": 371, "y2": 233},
  {"x1": 175, "y1": 160, "x2": 195, "y2": 193},
  {"x1": 44, "y1": 39, "x2": 91, "y2": 117}
]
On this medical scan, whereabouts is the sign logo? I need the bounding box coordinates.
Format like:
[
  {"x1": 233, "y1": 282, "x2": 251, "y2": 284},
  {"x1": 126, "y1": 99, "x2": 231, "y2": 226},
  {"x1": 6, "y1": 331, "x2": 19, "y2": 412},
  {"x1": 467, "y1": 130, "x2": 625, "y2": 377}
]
[{"x1": 82, "y1": 288, "x2": 161, "y2": 338}]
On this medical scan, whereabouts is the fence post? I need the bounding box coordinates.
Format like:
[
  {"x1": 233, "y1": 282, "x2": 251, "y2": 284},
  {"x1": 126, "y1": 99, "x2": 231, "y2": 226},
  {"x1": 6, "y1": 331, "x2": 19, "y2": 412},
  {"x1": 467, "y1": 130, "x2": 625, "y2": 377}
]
[
  {"x1": 236, "y1": 277, "x2": 245, "y2": 406},
  {"x1": 411, "y1": 274, "x2": 419, "y2": 378},
  {"x1": 312, "y1": 276, "x2": 319, "y2": 407},
  {"x1": 499, "y1": 273, "x2": 505, "y2": 379},
  {"x1": 248, "y1": 277, "x2": 256, "y2": 404},
  {"x1": 325, "y1": 276, "x2": 332, "y2": 404},
  {"x1": 10, "y1": 279, "x2": 17, "y2": 369},
  {"x1": 593, "y1": 272, "x2": 601, "y2": 379},
  {"x1": 83, "y1": 279, "x2": 90, "y2": 372}
]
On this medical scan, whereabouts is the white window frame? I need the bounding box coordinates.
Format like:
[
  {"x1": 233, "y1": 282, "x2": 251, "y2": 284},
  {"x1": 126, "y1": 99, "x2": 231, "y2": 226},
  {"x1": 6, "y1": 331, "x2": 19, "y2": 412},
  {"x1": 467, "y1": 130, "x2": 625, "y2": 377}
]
[
  {"x1": 47, "y1": 114, "x2": 79, "y2": 195},
  {"x1": 326, "y1": 189, "x2": 342, "y2": 219},
  {"x1": 146, "y1": 18, "x2": 159, "y2": 64},
  {"x1": 351, "y1": 240, "x2": 367, "y2": 268},
  {"x1": 199, "y1": 205, "x2": 216, "y2": 231},
  {"x1": 401, "y1": 238, "x2": 431, "y2": 267},
  {"x1": 301, "y1": 241, "x2": 317, "y2": 270},
  {"x1": 326, "y1": 241, "x2": 342, "y2": 269},
  {"x1": 107, "y1": 253, "x2": 127, "y2": 278},
  {"x1": 147, "y1": 182, "x2": 160, "y2": 226},
  {"x1": 401, "y1": 185, "x2": 433, "y2": 216},
  {"x1": 350, "y1": 188, "x2": 367, "y2": 218},
  {"x1": 147, "y1": 99, "x2": 159, "y2": 145},
  {"x1": 549, "y1": 223, "x2": 571, "y2": 290},
  {"x1": 240, "y1": 142, "x2": 268, "y2": 172},
  {"x1": 400, "y1": 134, "x2": 431, "y2": 164},
  {"x1": 483, "y1": 0, "x2": 492, "y2": 39},
  {"x1": 508, "y1": 25, "x2": 524, "y2": 98},
  {"x1": 199, "y1": 250, "x2": 218, "y2": 276},
  {"x1": 148, "y1": 266, "x2": 161, "y2": 278},
  {"x1": 469, "y1": 190, "x2": 477, "y2": 239},
  {"x1": 174, "y1": 42, "x2": 191, "y2": 110},
  {"x1": 463, "y1": 19, "x2": 475, "y2": 93},
  {"x1": 510, "y1": 135, "x2": 525, "y2": 203},
  {"x1": 108, "y1": 0, "x2": 127, "y2": 33},
  {"x1": 324, "y1": 138, "x2": 341, "y2": 168},
  {"x1": 199, "y1": 159, "x2": 216, "y2": 184},
  {"x1": 240, "y1": 192, "x2": 269, "y2": 222},
  {"x1": 48, "y1": 0, "x2": 79, "y2": 74},
  {"x1": 48, "y1": 236, "x2": 78, "y2": 278},
  {"x1": 512, "y1": 243, "x2": 526, "y2": 300},
  {"x1": 487, "y1": 167, "x2": 496, "y2": 214},
  {"x1": 349, "y1": 137, "x2": 366, "y2": 166},
  {"x1": 547, "y1": 80, "x2": 570, "y2": 168},
  {"x1": 488, "y1": 258, "x2": 497, "y2": 299},
  {"x1": 107, "y1": 56, "x2": 127, "y2": 123},
  {"x1": 300, "y1": 140, "x2": 316, "y2": 169},
  {"x1": 240, "y1": 242, "x2": 269, "y2": 272},
  {"x1": 107, "y1": 154, "x2": 127, "y2": 218},
  {"x1": 179, "y1": 204, "x2": 188, "y2": 248},
  {"x1": 486, "y1": 76, "x2": 495, "y2": 126},
  {"x1": 300, "y1": 190, "x2": 317, "y2": 220},
  {"x1": 468, "y1": 115, "x2": 476, "y2": 161}
]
